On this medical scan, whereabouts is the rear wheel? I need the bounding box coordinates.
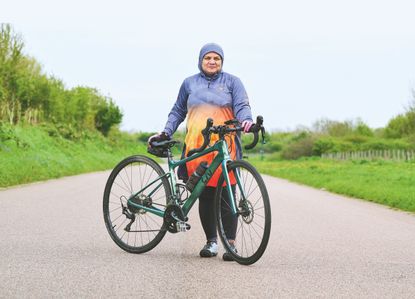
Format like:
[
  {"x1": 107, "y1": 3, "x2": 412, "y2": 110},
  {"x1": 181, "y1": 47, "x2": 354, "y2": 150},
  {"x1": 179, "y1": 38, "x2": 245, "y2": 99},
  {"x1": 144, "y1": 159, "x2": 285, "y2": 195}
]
[
  {"x1": 216, "y1": 160, "x2": 271, "y2": 265},
  {"x1": 103, "y1": 155, "x2": 171, "y2": 253}
]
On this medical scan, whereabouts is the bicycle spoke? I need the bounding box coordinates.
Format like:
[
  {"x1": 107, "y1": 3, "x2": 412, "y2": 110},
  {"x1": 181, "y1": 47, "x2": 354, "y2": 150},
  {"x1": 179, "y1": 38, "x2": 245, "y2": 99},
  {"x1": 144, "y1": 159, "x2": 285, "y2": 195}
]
[
  {"x1": 109, "y1": 206, "x2": 122, "y2": 213},
  {"x1": 134, "y1": 217, "x2": 138, "y2": 247},
  {"x1": 119, "y1": 169, "x2": 133, "y2": 194},
  {"x1": 253, "y1": 212, "x2": 266, "y2": 219},
  {"x1": 251, "y1": 194, "x2": 263, "y2": 209},
  {"x1": 145, "y1": 213, "x2": 164, "y2": 227},
  {"x1": 109, "y1": 200, "x2": 122, "y2": 206},
  {"x1": 246, "y1": 184, "x2": 260, "y2": 201},
  {"x1": 112, "y1": 180, "x2": 132, "y2": 195},
  {"x1": 250, "y1": 220, "x2": 263, "y2": 240},
  {"x1": 248, "y1": 224, "x2": 256, "y2": 254},
  {"x1": 111, "y1": 212, "x2": 125, "y2": 224},
  {"x1": 115, "y1": 217, "x2": 128, "y2": 233},
  {"x1": 122, "y1": 167, "x2": 132, "y2": 194},
  {"x1": 145, "y1": 216, "x2": 154, "y2": 243},
  {"x1": 252, "y1": 219, "x2": 265, "y2": 231}
]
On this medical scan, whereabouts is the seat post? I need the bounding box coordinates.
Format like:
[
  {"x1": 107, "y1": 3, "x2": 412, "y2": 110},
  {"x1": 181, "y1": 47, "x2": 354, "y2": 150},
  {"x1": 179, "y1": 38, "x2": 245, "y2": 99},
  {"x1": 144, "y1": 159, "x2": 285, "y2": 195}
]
[{"x1": 167, "y1": 148, "x2": 174, "y2": 162}]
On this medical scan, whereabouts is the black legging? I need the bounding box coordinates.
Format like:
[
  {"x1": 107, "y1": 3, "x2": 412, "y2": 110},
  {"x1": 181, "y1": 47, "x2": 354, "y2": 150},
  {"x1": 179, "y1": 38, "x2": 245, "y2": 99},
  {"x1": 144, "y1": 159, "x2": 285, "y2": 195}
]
[{"x1": 199, "y1": 186, "x2": 237, "y2": 242}]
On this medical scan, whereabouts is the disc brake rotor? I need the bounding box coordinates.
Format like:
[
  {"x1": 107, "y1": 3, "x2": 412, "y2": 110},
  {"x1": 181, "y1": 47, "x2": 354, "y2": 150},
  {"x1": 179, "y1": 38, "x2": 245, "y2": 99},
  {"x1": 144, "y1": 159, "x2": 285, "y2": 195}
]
[
  {"x1": 240, "y1": 200, "x2": 254, "y2": 224},
  {"x1": 128, "y1": 194, "x2": 152, "y2": 214}
]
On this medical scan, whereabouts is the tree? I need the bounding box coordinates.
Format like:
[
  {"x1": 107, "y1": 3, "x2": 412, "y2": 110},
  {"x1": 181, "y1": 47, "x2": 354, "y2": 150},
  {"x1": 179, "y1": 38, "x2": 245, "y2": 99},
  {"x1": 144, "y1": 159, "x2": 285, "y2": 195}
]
[
  {"x1": 0, "y1": 23, "x2": 25, "y2": 124},
  {"x1": 384, "y1": 95, "x2": 415, "y2": 138},
  {"x1": 312, "y1": 118, "x2": 353, "y2": 137},
  {"x1": 95, "y1": 98, "x2": 123, "y2": 136},
  {"x1": 0, "y1": 24, "x2": 125, "y2": 135}
]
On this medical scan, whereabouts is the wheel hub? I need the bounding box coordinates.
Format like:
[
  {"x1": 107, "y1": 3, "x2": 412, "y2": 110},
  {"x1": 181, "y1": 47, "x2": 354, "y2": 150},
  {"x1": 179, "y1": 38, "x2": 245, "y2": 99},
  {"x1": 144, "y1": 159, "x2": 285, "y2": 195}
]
[{"x1": 240, "y1": 200, "x2": 254, "y2": 224}]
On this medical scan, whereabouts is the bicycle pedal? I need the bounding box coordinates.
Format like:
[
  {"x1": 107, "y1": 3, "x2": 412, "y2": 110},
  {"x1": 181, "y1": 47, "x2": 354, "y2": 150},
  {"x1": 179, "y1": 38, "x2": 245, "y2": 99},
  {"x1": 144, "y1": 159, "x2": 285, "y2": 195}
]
[{"x1": 176, "y1": 222, "x2": 191, "y2": 232}]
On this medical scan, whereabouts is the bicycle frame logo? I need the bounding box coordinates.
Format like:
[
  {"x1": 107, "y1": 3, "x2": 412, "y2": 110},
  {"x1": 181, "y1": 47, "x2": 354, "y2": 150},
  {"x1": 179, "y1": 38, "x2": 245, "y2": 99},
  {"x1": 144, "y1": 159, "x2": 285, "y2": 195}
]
[
  {"x1": 200, "y1": 168, "x2": 214, "y2": 185},
  {"x1": 167, "y1": 139, "x2": 238, "y2": 216}
]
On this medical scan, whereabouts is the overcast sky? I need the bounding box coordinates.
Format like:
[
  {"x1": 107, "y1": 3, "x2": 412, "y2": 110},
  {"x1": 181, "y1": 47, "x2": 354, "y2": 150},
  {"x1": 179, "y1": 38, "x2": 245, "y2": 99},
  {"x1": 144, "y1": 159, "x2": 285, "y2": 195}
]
[{"x1": 2, "y1": 0, "x2": 415, "y2": 132}]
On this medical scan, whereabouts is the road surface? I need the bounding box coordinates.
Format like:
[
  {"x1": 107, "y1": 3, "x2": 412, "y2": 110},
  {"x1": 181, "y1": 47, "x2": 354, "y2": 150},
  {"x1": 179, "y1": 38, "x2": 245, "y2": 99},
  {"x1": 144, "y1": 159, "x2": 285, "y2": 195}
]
[{"x1": 1, "y1": 171, "x2": 415, "y2": 298}]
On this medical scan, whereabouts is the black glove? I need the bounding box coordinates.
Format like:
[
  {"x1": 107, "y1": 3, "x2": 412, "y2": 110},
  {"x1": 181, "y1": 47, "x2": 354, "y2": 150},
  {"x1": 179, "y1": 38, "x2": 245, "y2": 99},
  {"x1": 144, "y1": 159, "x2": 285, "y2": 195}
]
[{"x1": 147, "y1": 132, "x2": 170, "y2": 145}]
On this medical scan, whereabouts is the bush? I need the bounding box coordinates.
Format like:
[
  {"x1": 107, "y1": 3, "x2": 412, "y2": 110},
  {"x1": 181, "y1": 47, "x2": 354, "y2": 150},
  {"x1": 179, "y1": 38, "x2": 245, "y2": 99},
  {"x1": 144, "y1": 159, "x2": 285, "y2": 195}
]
[
  {"x1": 361, "y1": 139, "x2": 411, "y2": 151},
  {"x1": 281, "y1": 136, "x2": 316, "y2": 160},
  {"x1": 264, "y1": 140, "x2": 282, "y2": 153},
  {"x1": 312, "y1": 138, "x2": 336, "y2": 156},
  {"x1": 355, "y1": 122, "x2": 374, "y2": 137},
  {"x1": 0, "y1": 121, "x2": 26, "y2": 148},
  {"x1": 95, "y1": 99, "x2": 123, "y2": 136},
  {"x1": 344, "y1": 135, "x2": 368, "y2": 144},
  {"x1": 0, "y1": 121, "x2": 15, "y2": 142},
  {"x1": 384, "y1": 112, "x2": 415, "y2": 138}
]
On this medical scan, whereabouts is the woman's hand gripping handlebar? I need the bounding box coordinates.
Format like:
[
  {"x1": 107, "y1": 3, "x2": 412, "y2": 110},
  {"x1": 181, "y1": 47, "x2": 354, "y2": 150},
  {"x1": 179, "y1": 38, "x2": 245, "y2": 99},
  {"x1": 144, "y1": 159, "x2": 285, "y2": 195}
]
[{"x1": 186, "y1": 116, "x2": 266, "y2": 157}]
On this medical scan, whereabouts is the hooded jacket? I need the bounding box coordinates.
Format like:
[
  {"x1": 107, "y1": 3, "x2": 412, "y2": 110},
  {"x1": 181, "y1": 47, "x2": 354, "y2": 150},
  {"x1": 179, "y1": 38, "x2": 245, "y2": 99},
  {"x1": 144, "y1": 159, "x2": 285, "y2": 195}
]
[{"x1": 163, "y1": 43, "x2": 253, "y2": 185}]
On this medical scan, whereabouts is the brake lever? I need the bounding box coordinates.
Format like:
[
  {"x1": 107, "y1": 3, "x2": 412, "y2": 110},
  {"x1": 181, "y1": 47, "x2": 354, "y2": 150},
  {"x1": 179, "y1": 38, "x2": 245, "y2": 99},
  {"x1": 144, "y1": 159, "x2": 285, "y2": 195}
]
[{"x1": 260, "y1": 127, "x2": 266, "y2": 145}]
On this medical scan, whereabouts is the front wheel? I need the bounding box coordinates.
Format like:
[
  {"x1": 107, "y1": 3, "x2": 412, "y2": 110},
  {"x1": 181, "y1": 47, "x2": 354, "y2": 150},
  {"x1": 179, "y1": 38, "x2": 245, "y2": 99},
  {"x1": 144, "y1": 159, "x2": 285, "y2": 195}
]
[
  {"x1": 103, "y1": 155, "x2": 171, "y2": 253},
  {"x1": 215, "y1": 160, "x2": 271, "y2": 265}
]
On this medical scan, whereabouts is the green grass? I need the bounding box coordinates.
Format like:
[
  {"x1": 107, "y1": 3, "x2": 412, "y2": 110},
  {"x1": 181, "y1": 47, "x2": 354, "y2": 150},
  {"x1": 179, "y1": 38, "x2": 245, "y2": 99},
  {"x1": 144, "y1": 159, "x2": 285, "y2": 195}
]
[
  {"x1": 251, "y1": 157, "x2": 415, "y2": 212},
  {"x1": 2, "y1": 125, "x2": 415, "y2": 213},
  {"x1": 0, "y1": 125, "x2": 147, "y2": 188}
]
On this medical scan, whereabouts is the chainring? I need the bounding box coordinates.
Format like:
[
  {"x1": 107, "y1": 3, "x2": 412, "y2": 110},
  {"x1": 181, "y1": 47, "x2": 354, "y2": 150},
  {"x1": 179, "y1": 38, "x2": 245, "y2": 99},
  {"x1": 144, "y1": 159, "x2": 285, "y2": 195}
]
[{"x1": 163, "y1": 204, "x2": 185, "y2": 233}]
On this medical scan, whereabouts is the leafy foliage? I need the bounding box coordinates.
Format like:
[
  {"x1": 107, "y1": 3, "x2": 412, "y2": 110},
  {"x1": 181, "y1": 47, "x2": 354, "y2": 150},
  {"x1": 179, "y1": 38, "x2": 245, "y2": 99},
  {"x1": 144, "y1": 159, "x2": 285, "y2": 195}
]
[
  {"x1": 95, "y1": 99, "x2": 123, "y2": 136},
  {"x1": 253, "y1": 116, "x2": 415, "y2": 160},
  {"x1": 281, "y1": 134, "x2": 315, "y2": 159},
  {"x1": 0, "y1": 24, "x2": 122, "y2": 135}
]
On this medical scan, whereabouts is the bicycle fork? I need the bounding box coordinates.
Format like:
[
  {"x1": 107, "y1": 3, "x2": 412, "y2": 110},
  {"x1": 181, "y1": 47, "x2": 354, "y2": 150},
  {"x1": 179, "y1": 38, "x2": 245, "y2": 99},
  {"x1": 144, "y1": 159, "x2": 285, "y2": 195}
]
[{"x1": 221, "y1": 160, "x2": 247, "y2": 216}]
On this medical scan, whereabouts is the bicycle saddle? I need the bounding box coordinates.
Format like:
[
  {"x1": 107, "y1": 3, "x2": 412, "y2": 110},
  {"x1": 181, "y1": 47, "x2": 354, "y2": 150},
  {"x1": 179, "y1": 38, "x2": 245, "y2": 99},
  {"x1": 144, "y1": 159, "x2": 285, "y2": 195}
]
[{"x1": 147, "y1": 140, "x2": 180, "y2": 157}]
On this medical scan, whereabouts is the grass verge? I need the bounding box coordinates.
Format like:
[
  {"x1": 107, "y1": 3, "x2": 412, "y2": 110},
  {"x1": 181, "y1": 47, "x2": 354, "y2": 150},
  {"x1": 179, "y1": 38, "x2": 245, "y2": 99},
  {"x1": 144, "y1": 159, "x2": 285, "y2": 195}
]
[
  {"x1": 0, "y1": 125, "x2": 147, "y2": 188},
  {"x1": 251, "y1": 157, "x2": 415, "y2": 213}
]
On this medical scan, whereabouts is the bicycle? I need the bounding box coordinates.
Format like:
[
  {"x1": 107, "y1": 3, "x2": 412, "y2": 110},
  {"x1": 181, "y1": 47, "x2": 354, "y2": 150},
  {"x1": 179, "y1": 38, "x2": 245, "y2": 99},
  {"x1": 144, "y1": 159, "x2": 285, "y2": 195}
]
[{"x1": 103, "y1": 116, "x2": 271, "y2": 265}]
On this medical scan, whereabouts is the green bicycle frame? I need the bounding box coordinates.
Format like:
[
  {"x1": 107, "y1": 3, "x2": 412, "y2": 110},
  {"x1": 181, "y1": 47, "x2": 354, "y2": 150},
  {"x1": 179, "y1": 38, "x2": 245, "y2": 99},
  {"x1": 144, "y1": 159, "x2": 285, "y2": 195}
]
[{"x1": 127, "y1": 139, "x2": 245, "y2": 218}]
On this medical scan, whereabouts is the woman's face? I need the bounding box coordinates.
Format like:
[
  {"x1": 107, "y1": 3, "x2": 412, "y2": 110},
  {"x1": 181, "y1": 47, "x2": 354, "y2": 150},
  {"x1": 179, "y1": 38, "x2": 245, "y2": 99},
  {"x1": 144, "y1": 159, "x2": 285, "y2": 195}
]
[{"x1": 201, "y1": 52, "x2": 222, "y2": 76}]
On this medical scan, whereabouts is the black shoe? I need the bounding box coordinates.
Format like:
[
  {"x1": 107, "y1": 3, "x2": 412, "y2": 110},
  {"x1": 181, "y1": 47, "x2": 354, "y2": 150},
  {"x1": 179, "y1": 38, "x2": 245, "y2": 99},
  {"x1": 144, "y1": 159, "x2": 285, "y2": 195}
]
[
  {"x1": 199, "y1": 242, "x2": 218, "y2": 257},
  {"x1": 222, "y1": 244, "x2": 237, "y2": 261}
]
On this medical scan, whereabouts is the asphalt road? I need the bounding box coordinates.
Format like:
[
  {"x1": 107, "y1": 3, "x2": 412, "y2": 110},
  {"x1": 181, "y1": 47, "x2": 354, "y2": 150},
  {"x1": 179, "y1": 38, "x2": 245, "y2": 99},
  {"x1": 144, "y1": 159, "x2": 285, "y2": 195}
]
[{"x1": 1, "y1": 171, "x2": 415, "y2": 298}]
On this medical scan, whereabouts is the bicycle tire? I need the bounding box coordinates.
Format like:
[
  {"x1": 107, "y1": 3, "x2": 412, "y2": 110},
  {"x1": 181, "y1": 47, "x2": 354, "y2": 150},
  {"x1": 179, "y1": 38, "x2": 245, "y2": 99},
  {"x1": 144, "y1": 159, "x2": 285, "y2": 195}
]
[
  {"x1": 215, "y1": 160, "x2": 271, "y2": 265},
  {"x1": 103, "y1": 155, "x2": 171, "y2": 253}
]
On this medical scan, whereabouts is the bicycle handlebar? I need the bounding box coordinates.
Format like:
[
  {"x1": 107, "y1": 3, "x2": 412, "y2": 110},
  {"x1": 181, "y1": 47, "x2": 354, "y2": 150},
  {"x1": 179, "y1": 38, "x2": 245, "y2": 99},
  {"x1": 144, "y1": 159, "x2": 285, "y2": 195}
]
[
  {"x1": 245, "y1": 115, "x2": 264, "y2": 150},
  {"x1": 186, "y1": 116, "x2": 265, "y2": 157},
  {"x1": 186, "y1": 118, "x2": 214, "y2": 157}
]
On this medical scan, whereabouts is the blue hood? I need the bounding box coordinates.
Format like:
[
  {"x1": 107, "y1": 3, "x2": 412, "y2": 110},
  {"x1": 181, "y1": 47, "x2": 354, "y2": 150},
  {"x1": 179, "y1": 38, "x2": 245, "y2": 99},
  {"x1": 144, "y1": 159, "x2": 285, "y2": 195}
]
[{"x1": 198, "y1": 43, "x2": 224, "y2": 75}]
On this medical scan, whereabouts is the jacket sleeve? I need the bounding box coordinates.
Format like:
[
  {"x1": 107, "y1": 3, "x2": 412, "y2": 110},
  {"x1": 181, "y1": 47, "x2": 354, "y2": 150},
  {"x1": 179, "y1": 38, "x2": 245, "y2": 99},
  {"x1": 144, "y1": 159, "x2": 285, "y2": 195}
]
[
  {"x1": 163, "y1": 80, "x2": 188, "y2": 136},
  {"x1": 231, "y1": 77, "x2": 253, "y2": 122}
]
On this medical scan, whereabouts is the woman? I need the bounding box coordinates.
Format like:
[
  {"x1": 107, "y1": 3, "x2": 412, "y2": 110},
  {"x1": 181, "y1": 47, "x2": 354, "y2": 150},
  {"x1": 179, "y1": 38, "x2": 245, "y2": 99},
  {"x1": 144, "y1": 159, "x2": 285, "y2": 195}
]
[{"x1": 148, "y1": 43, "x2": 253, "y2": 261}]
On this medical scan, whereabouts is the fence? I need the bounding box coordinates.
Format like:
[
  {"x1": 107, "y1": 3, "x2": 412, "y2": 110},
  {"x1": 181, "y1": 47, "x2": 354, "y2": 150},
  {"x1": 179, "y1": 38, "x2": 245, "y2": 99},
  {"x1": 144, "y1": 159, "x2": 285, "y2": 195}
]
[{"x1": 322, "y1": 150, "x2": 415, "y2": 161}]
